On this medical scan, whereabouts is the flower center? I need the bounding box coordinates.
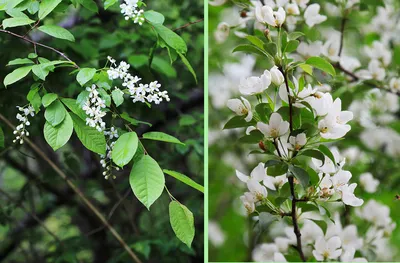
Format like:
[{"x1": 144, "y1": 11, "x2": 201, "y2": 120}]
[
  {"x1": 320, "y1": 127, "x2": 328, "y2": 133},
  {"x1": 270, "y1": 128, "x2": 279, "y2": 137}
]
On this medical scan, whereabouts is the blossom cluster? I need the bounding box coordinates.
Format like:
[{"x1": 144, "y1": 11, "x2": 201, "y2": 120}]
[
  {"x1": 100, "y1": 127, "x2": 120, "y2": 180},
  {"x1": 120, "y1": 0, "x2": 145, "y2": 25},
  {"x1": 107, "y1": 56, "x2": 170, "y2": 105},
  {"x1": 213, "y1": 0, "x2": 328, "y2": 43},
  {"x1": 12, "y1": 105, "x2": 35, "y2": 145},
  {"x1": 82, "y1": 84, "x2": 107, "y2": 132}
]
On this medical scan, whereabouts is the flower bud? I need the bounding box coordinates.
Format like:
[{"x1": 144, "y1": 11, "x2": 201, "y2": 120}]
[{"x1": 259, "y1": 141, "x2": 266, "y2": 151}]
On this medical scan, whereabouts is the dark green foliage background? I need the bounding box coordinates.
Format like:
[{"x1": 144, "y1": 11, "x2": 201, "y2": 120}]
[{"x1": 0, "y1": 0, "x2": 204, "y2": 262}]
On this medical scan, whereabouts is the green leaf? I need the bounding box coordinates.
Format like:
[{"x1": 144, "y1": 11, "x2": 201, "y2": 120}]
[
  {"x1": 255, "y1": 212, "x2": 279, "y2": 232},
  {"x1": 7, "y1": 58, "x2": 34, "y2": 66},
  {"x1": 223, "y1": 116, "x2": 256, "y2": 129},
  {"x1": 177, "y1": 53, "x2": 197, "y2": 83},
  {"x1": 120, "y1": 112, "x2": 152, "y2": 127},
  {"x1": 238, "y1": 130, "x2": 263, "y2": 144},
  {"x1": 2, "y1": 17, "x2": 35, "y2": 29},
  {"x1": 305, "y1": 57, "x2": 336, "y2": 77},
  {"x1": 38, "y1": 0, "x2": 62, "y2": 19},
  {"x1": 61, "y1": 98, "x2": 87, "y2": 120},
  {"x1": 301, "y1": 149, "x2": 325, "y2": 166},
  {"x1": 264, "y1": 160, "x2": 282, "y2": 167},
  {"x1": 142, "y1": 131, "x2": 185, "y2": 145},
  {"x1": 44, "y1": 112, "x2": 73, "y2": 151},
  {"x1": 70, "y1": 113, "x2": 106, "y2": 155},
  {"x1": 318, "y1": 144, "x2": 336, "y2": 164},
  {"x1": 268, "y1": 162, "x2": 288, "y2": 176},
  {"x1": 27, "y1": 85, "x2": 42, "y2": 113},
  {"x1": 78, "y1": 0, "x2": 98, "y2": 12},
  {"x1": 0, "y1": 126, "x2": 4, "y2": 148},
  {"x1": 152, "y1": 23, "x2": 187, "y2": 54},
  {"x1": 76, "y1": 68, "x2": 96, "y2": 86},
  {"x1": 288, "y1": 31, "x2": 304, "y2": 40},
  {"x1": 112, "y1": 132, "x2": 139, "y2": 168},
  {"x1": 32, "y1": 64, "x2": 49, "y2": 80},
  {"x1": 42, "y1": 93, "x2": 58, "y2": 107},
  {"x1": 179, "y1": 115, "x2": 196, "y2": 126},
  {"x1": 44, "y1": 100, "x2": 66, "y2": 126},
  {"x1": 4, "y1": 66, "x2": 32, "y2": 87},
  {"x1": 299, "y1": 64, "x2": 313, "y2": 75},
  {"x1": 144, "y1": 10, "x2": 165, "y2": 24},
  {"x1": 169, "y1": 201, "x2": 195, "y2": 247},
  {"x1": 255, "y1": 103, "x2": 272, "y2": 123},
  {"x1": 104, "y1": 0, "x2": 117, "y2": 9},
  {"x1": 38, "y1": 25, "x2": 75, "y2": 42},
  {"x1": 289, "y1": 165, "x2": 309, "y2": 187},
  {"x1": 163, "y1": 169, "x2": 204, "y2": 193},
  {"x1": 233, "y1": 44, "x2": 271, "y2": 59},
  {"x1": 246, "y1": 35, "x2": 264, "y2": 49},
  {"x1": 129, "y1": 155, "x2": 165, "y2": 209},
  {"x1": 264, "y1": 42, "x2": 277, "y2": 57},
  {"x1": 285, "y1": 40, "x2": 299, "y2": 53},
  {"x1": 152, "y1": 57, "x2": 177, "y2": 78},
  {"x1": 111, "y1": 89, "x2": 124, "y2": 107}
]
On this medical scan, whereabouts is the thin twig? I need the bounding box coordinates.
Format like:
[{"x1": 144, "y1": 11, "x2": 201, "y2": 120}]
[
  {"x1": 338, "y1": 16, "x2": 347, "y2": 58},
  {"x1": 279, "y1": 67, "x2": 293, "y2": 132},
  {"x1": 288, "y1": 177, "x2": 306, "y2": 262},
  {"x1": 173, "y1": 18, "x2": 204, "y2": 31},
  {"x1": 0, "y1": 29, "x2": 79, "y2": 68},
  {"x1": 0, "y1": 113, "x2": 142, "y2": 263}
]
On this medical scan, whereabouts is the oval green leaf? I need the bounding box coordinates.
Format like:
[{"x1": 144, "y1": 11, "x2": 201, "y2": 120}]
[
  {"x1": 305, "y1": 57, "x2": 336, "y2": 77},
  {"x1": 163, "y1": 169, "x2": 204, "y2": 193},
  {"x1": 70, "y1": 113, "x2": 106, "y2": 155},
  {"x1": 112, "y1": 132, "x2": 138, "y2": 168},
  {"x1": 42, "y1": 93, "x2": 58, "y2": 108},
  {"x1": 4, "y1": 66, "x2": 32, "y2": 87},
  {"x1": 142, "y1": 131, "x2": 184, "y2": 145},
  {"x1": 38, "y1": 25, "x2": 75, "y2": 42},
  {"x1": 44, "y1": 112, "x2": 73, "y2": 151},
  {"x1": 130, "y1": 155, "x2": 165, "y2": 209},
  {"x1": 169, "y1": 201, "x2": 195, "y2": 248},
  {"x1": 44, "y1": 100, "x2": 66, "y2": 126},
  {"x1": 76, "y1": 68, "x2": 96, "y2": 86}
]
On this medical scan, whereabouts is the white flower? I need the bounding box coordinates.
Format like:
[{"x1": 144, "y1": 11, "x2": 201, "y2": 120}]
[
  {"x1": 263, "y1": 174, "x2": 287, "y2": 190},
  {"x1": 297, "y1": 41, "x2": 323, "y2": 58},
  {"x1": 359, "y1": 172, "x2": 379, "y2": 193},
  {"x1": 304, "y1": 4, "x2": 327, "y2": 28},
  {"x1": 257, "y1": 112, "x2": 289, "y2": 138},
  {"x1": 227, "y1": 97, "x2": 253, "y2": 122},
  {"x1": 389, "y1": 78, "x2": 400, "y2": 93},
  {"x1": 318, "y1": 98, "x2": 353, "y2": 139},
  {"x1": 252, "y1": 243, "x2": 283, "y2": 262},
  {"x1": 236, "y1": 162, "x2": 266, "y2": 183},
  {"x1": 215, "y1": 22, "x2": 230, "y2": 43},
  {"x1": 364, "y1": 41, "x2": 392, "y2": 67},
  {"x1": 270, "y1": 66, "x2": 284, "y2": 86},
  {"x1": 240, "y1": 192, "x2": 257, "y2": 214},
  {"x1": 357, "y1": 59, "x2": 385, "y2": 81},
  {"x1": 340, "y1": 183, "x2": 364, "y2": 207},
  {"x1": 120, "y1": 0, "x2": 145, "y2": 25},
  {"x1": 208, "y1": 221, "x2": 226, "y2": 247},
  {"x1": 312, "y1": 236, "x2": 342, "y2": 261},
  {"x1": 239, "y1": 70, "x2": 272, "y2": 95},
  {"x1": 288, "y1": 133, "x2": 306, "y2": 151},
  {"x1": 294, "y1": 0, "x2": 309, "y2": 9},
  {"x1": 322, "y1": 32, "x2": 341, "y2": 62},
  {"x1": 331, "y1": 169, "x2": 352, "y2": 190},
  {"x1": 285, "y1": 3, "x2": 300, "y2": 15},
  {"x1": 13, "y1": 105, "x2": 35, "y2": 144},
  {"x1": 247, "y1": 179, "x2": 268, "y2": 200},
  {"x1": 356, "y1": 200, "x2": 393, "y2": 227},
  {"x1": 255, "y1": 5, "x2": 286, "y2": 27}
]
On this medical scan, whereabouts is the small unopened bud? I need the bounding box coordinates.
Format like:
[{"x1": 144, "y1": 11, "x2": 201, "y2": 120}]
[
  {"x1": 263, "y1": 29, "x2": 270, "y2": 39},
  {"x1": 240, "y1": 10, "x2": 247, "y2": 18},
  {"x1": 259, "y1": 141, "x2": 266, "y2": 151}
]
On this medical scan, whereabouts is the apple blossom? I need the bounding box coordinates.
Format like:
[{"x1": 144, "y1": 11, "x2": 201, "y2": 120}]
[
  {"x1": 304, "y1": 4, "x2": 327, "y2": 28},
  {"x1": 257, "y1": 112, "x2": 289, "y2": 138},
  {"x1": 227, "y1": 97, "x2": 253, "y2": 122},
  {"x1": 312, "y1": 236, "x2": 342, "y2": 261},
  {"x1": 239, "y1": 70, "x2": 272, "y2": 95},
  {"x1": 359, "y1": 172, "x2": 379, "y2": 193},
  {"x1": 255, "y1": 5, "x2": 286, "y2": 27}
]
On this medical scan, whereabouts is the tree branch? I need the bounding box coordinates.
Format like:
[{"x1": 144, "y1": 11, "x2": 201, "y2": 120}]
[
  {"x1": 173, "y1": 18, "x2": 204, "y2": 31},
  {"x1": 0, "y1": 113, "x2": 142, "y2": 263},
  {"x1": 279, "y1": 67, "x2": 293, "y2": 132},
  {"x1": 288, "y1": 176, "x2": 306, "y2": 262},
  {"x1": 0, "y1": 29, "x2": 79, "y2": 68}
]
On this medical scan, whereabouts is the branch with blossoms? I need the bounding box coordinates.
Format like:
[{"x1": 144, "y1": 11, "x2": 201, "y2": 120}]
[
  {"x1": 211, "y1": 0, "x2": 397, "y2": 262},
  {"x1": 0, "y1": 0, "x2": 203, "y2": 257}
]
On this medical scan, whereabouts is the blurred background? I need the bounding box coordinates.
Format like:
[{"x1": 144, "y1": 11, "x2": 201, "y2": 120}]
[
  {"x1": 0, "y1": 0, "x2": 204, "y2": 262},
  {"x1": 208, "y1": 0, "x2": 400, "y2": 262}
]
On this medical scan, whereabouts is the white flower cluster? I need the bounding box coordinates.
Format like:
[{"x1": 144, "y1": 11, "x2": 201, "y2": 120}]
[
  {"x1": 252, "y1": 201, "x2": 395, "y2": 262},
  {"x1": 229, "y1": 66, "x2": 353, "y2": 140},
  {"x1": 107, "y1": 56, "x2": 170, "y2": 105},
  {"x1": 12, "y1": 105, "x2": 35, "y2": 145},
  {"x1": 100, "y1": 127, "x2": 120, "y2": 180},
  {"x1": 311, "y1": 147, "x2": 363, "y2": 206},
  {"x1": 213, "y1": 0, "x2": 327, "y2": 43},
  {"x1": 120, "y1": 0, "x2": 145, "y2": 25},
  {"x1": 82, "y1": 84, "x2": 107, "y2": 132}
]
